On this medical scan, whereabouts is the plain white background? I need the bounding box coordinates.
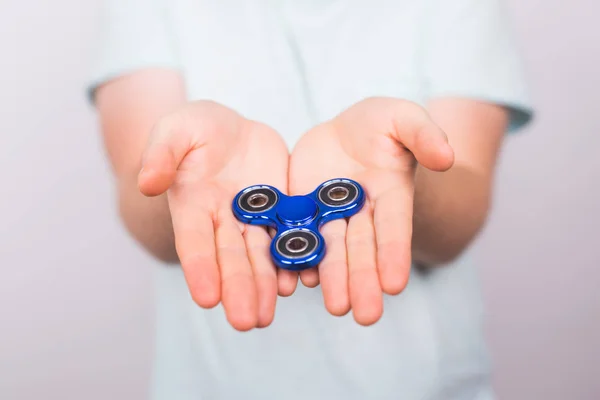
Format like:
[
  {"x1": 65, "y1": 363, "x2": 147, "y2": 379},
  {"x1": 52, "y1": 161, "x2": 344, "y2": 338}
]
[{"x1": 1, "y1": 0, "x2": 598, "y2": 399}]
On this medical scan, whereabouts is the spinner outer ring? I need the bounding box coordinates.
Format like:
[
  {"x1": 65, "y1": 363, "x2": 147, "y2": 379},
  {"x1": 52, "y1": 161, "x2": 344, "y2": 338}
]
[
  {"x1": 317, "y1": 179, "x2": 359, "y2": 207},
  {"x1": 274, "y1": 229, "x2": 319, "y2": 260},
  {"x1": 237, "y1": 186, "x2": 279, "y2": 214}
]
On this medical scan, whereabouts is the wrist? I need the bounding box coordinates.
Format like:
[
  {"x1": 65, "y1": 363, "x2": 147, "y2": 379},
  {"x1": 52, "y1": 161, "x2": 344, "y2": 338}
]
[
  {"x1": 411, "y1": 164, "x2": 491, "y2": 267},
  {"x1": 116, "y1": 176, "x2": 178, "y2": 264}
]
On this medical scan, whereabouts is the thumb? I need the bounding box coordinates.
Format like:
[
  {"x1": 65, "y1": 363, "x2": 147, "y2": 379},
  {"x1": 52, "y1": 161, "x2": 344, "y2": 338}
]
[
  {"x1": 138, "y1": 101, "x2": 245, "y2": 197},
  {"x1": 336, "y1": 97, "x2": 455, "y2": 172},
  {"x1": 385, "y1": 99, "x2": 454, "y2": 172},
  {"x1": 138, "y1": 113, "x2": 195, "y2": 197},
  {"x1": 138, "y1": 141, "x2": 188, "y2": 197}
]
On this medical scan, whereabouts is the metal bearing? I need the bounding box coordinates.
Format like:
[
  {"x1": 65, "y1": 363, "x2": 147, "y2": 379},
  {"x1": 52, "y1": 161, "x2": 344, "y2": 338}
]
[
  {"x1": 237, "y1": 186, "x2": 278, "y2": 213},
  {"x1": 275, "y1": 229, "x2": 319, "y2": 259},
  {"x1": 317, "y1": 180, "x2": 359, "y2": 207}
]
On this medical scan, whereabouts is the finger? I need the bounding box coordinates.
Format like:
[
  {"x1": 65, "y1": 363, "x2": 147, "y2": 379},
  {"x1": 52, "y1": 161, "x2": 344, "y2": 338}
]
[
  {"x1": 138, "y1": 118, "x2": 194, "y2": 197},
  {"x1": 374, "y1": 186, "x2": 413, "y2": 295},
  {"x1": 277, "y1": 269, "x2": 298, "y2": 297},
  {"x1": 318, "y1": 220, "x2": 350, "y2": 316},
  {"x1": 243, "y1": 226, "x2": 278, "y2": 328},
  {"x1": 168, "y1": 190, "x2": 220, "y2": 309},
  {"x1": 299, "y1": 267, "x2": 320, "y2": 288},
  {"x1": 216, "y1": 210, "x2": 258, "y2": 331},
  {"x1": 267, "y1": 227, "x2": 299, "y2": 296},
  {"x1": 346, "y1": 202, "x2": 383, "y2": 326}
]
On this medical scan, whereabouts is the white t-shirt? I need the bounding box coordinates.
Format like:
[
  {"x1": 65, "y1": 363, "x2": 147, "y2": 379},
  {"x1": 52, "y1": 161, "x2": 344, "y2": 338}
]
[{"x1": 88, "y1": 1, "x2": 533, "y2": 399}]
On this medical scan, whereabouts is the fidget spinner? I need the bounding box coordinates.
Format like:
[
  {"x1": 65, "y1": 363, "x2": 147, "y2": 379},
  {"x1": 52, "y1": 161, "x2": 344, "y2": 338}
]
[{"x1": 232, "y1": 178, "x2": 365, "y2": 271}]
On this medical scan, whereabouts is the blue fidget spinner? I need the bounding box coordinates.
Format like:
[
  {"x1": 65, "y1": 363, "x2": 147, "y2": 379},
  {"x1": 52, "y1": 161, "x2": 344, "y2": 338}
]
[{"x1": 232, "y1": 178, "x2": 365, "y2": 271}]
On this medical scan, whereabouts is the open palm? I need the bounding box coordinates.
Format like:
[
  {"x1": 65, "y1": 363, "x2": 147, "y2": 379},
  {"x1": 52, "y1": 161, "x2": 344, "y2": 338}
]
[
  {"x1": 138, "y1": 101, "x2": 294, "y2": 331},
  {"x1": 289, "y1": 97, "x2": 455, "y2": 325}
]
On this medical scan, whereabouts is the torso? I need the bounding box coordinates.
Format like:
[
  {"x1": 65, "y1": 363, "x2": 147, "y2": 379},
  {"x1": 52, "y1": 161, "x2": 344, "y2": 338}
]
[{"x1": 151, "y1": 1, "x2": 494, "y2": 399}]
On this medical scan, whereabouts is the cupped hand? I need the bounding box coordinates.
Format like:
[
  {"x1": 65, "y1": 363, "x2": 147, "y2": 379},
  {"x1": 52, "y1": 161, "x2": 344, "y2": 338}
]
[
  {"x1": 289, "y1": 97, "x2": 455, "y2": 325},
  {"x1": 138, "y1": 101, "x2": 296, "y2": 331}
]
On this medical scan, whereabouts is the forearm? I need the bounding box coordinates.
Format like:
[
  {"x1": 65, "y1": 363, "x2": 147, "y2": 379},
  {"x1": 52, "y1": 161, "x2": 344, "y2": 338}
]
[
  {"x1": 411, "y1": 163, "x2": 492, "y2": 266},
  {"x1": 410, "y1": 98, "x2": 508, "y2": 266},
  {"x1": 96, "y1": 69, "x2": 187, "y2": 264}
]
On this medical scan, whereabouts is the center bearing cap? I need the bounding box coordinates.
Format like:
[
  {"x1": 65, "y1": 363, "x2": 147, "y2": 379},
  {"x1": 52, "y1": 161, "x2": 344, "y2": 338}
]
[{"x1": 276, "y1": 195, "x2": 318, "y2": 226}]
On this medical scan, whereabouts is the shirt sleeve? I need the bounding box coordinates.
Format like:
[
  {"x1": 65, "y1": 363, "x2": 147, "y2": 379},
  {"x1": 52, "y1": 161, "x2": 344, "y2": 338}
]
[
  {"x1": 86, "y1": 0, "x2": 181, "y2": 104},
  {"x1": 421, "y1": 0, "x2": 534, "y2": 133}
]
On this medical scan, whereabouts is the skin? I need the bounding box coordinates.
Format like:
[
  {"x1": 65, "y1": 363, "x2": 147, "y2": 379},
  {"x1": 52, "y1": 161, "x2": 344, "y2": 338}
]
[
  {"x1": 96, "y1": 68, "x2": 508, "y2": 330},
  {"x1": 289, "y1": 98, "x2": 508, "y2": 324}
]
